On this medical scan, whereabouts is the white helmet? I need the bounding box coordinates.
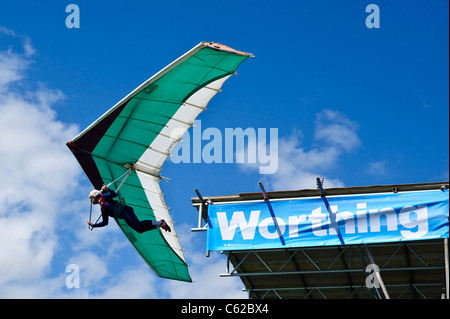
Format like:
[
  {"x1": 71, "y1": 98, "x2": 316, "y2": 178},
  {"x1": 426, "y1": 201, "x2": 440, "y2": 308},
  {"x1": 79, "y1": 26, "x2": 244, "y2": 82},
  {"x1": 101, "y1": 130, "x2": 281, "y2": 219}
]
[{"x1": 89, "y1": 190, "x2": 102, "y2": 199}]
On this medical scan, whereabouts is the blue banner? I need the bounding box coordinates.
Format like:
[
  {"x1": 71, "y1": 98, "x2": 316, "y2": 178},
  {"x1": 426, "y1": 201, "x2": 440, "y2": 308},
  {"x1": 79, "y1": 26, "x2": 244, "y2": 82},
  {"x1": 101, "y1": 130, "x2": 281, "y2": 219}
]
[{"x1": 206, "y1": 190, "x2": 449, "y2": 251}]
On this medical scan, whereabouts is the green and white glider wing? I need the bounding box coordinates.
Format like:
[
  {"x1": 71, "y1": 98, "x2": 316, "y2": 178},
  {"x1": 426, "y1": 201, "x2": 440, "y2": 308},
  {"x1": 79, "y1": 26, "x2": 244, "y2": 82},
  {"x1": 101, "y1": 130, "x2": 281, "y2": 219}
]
[{"x1": 67, "y1": 42, "x2": 253, "y2": 282}]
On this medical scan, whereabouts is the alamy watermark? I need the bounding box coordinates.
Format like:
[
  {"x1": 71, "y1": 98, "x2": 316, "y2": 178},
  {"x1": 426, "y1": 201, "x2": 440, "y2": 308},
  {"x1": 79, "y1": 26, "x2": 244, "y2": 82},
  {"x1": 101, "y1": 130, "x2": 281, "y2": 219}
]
[
  {"x1": 169, "y1": 120, "x2": 279, "y2": 175},
  {"x1": 365, "y1": 263, "x2": 381, "y2": 288},
  {"x1": 65, "y1": 264, "x2": 80, "y2": 289},
  {"x1": 64, "y1": 4, "x2": 380, "y2": 30},
  {"x1": 65, "y1": 4, "x2": 80, "y2": 29},
  {"x1": 365, "y1": 4, "x2": 380, "y2": 29}
]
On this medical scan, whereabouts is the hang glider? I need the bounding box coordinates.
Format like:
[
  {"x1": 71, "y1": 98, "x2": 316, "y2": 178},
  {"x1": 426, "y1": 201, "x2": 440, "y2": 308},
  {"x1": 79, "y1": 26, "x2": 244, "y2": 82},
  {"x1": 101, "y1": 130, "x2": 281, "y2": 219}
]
[{"x1": 67, "y1": 42, "x2": 253, "y2": 282}]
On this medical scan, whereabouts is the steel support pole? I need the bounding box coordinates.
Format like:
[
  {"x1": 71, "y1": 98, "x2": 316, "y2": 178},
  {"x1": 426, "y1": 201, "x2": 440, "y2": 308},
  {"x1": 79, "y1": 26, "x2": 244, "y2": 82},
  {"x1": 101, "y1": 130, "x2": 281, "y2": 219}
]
[
  {"x1": 445, "y1": 238, "x2": 449, "y2": 299},
  {"x1": 259, "y1": 182, "x2": 286, "y2": 246},
  {"x1": 316, "y1": 178, "x2": 345, "y2": 245}
]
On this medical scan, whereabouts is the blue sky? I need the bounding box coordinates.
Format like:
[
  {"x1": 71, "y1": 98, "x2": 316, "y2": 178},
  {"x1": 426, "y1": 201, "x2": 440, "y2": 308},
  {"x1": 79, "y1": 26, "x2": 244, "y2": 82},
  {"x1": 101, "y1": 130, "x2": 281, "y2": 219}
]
[{"x1": 0, "y1": 1, "x2": 448, "y2": 298}]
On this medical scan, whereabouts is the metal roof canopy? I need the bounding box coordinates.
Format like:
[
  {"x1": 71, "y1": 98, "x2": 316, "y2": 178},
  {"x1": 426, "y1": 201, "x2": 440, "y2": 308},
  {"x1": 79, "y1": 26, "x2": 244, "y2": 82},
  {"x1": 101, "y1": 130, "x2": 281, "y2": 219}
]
[{"x1": 191, "y1": 181, "x2": 449, "y2": 299}]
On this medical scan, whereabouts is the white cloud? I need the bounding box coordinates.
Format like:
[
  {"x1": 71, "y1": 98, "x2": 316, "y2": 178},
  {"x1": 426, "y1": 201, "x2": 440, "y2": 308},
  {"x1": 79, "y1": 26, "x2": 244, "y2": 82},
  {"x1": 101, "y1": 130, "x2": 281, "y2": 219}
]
[
  {"x1": 94, "y1": 265, "x2": 160, "y2": 299},
  {"x1": 163, "y1": 224, "x2": 247, "y2": 299},
  {"x1": 314, "y1": 109, "x2": 360, "y2": 152},
  {"x1": 0, "y1": 215, "x2": 54, "y2": 285},
  {"x1": 165, "y1": 252, "x2": 247, "y2": 299},
  {"x1": 238, "y1": 109, "x2": 361, "y2": 190},
  {"x1": 0, "y1": 49, "x2": 28, "y2": 91},
  {"x1": 366, "y1": 160, "x2": 389, "y2": 177},
  {"x1": 0, "y1": 31, "x2": 82, "y2": 295},
  {"x1": 22, "y1": 37, "x2": 36, "y2": 58},
  {"x1": 67, "y1": 251, "x2": 109, "y2": 288},
  {"x1": 0, "y1": 26, "x2": 16, "y2": 37},
  {"x1": 0, "y1": 27, "x2": 35, "y2": 92}
]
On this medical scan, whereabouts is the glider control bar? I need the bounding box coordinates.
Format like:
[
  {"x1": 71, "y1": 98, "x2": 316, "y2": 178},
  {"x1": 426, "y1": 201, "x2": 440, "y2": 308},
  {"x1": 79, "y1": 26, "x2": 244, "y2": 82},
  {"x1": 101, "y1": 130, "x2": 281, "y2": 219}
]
[{"x1": 89, "y1": 168, "x2": 133, "y2": 230}]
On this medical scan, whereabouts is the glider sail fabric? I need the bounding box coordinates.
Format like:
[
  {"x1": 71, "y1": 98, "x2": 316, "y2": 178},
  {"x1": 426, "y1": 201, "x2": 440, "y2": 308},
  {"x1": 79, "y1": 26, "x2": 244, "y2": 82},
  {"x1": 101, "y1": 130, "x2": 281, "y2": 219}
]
[{"x1": 67, "y1": 42, "x2": 253, "y2": 282}]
